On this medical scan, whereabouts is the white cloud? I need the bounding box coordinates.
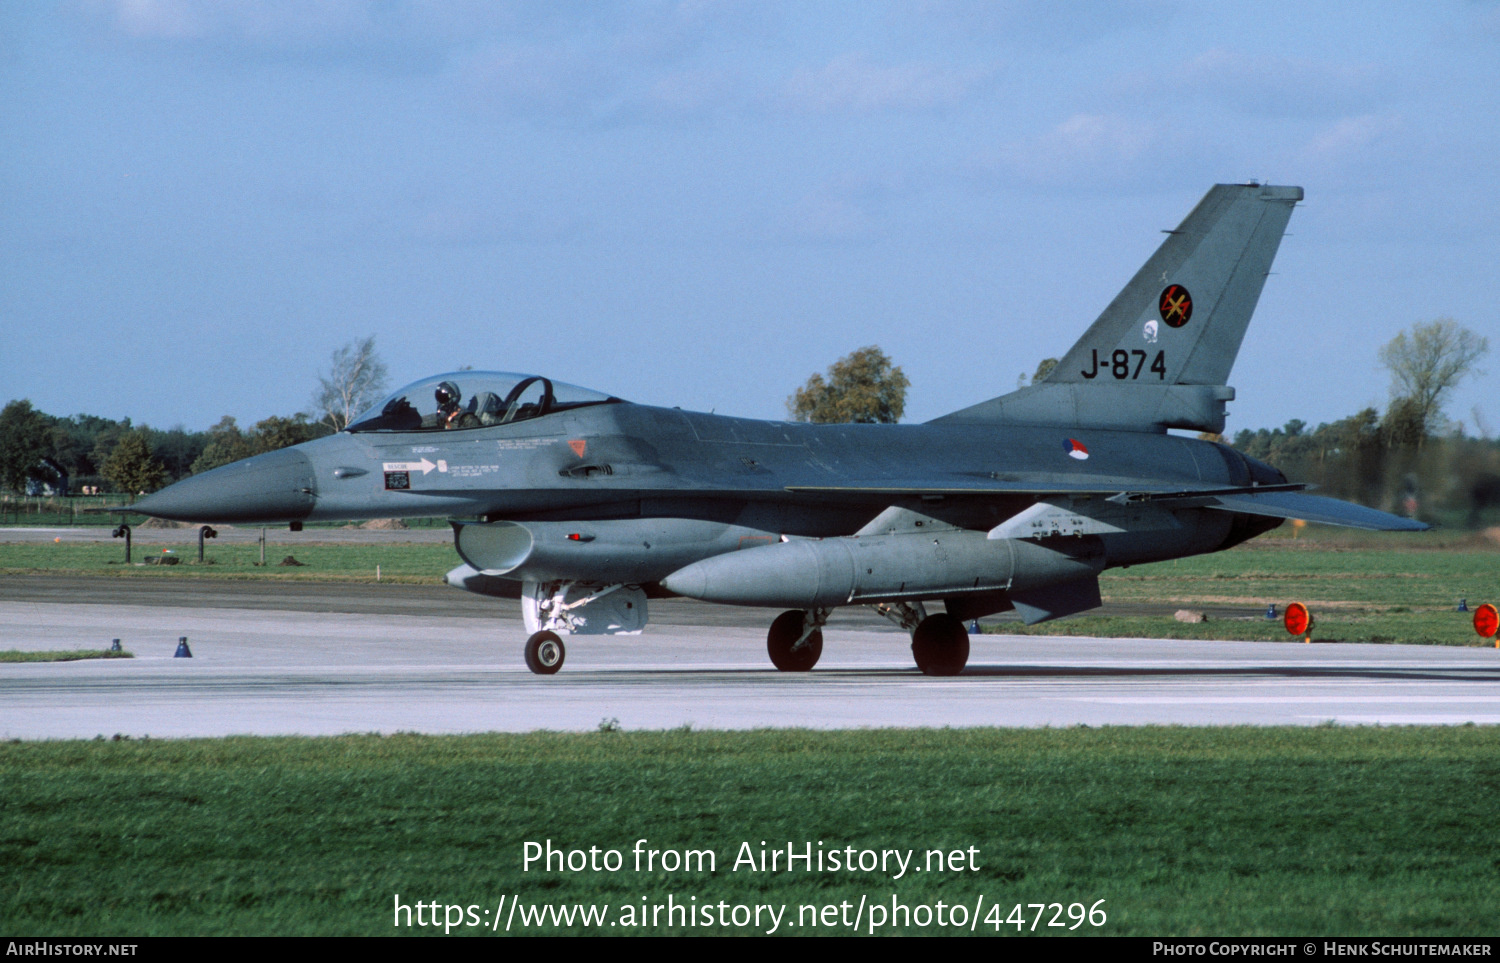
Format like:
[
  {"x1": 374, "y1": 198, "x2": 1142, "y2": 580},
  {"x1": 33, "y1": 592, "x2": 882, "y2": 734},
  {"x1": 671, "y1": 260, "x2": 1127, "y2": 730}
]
[
  {"x1": 91, "y1": 0, "x2": 771, "y2": 100},
  {"x1": 1120, "y1": 47, "x2": 1390, "y2": 118},
  {"x1": 106, "y1": 0, "x2": 202, "y2": 38},
  {"x1": 641, "y1": 65, "x2": 742, "y2": 118},
  {"x1": 458, "y1": 42, "x2": 615, "y2": 118},
  {"x1": 1475, "y1": 3, "x2": 1500, "y2": 40},
  {"x1": 105, "y1": 0, "x2": 391, "y2": 43},
  {"x1": 91, "y1": 0, "x2": 490, "y2": 73},
  {"x1": 1299, "y1": 113, "x2": 1402, "y2": 166},
  {"x1": 916, "y1": 0, "x2": 1176, "y2": 49},
  {"x1": 978, "y1": 113, "x2": 1196, "y2": 188},
  {"x1": 410, "y1": 201, "x2": 587, "y2": 246},
  {"x1": 456, "y1": 41, "x2": 749, "y2": 126},
  {"x1": 781, "y1": 191, "x2": 876, "y2": 240},
  {"x1": 1040, "y1": 113, "x2": 1158, "y2": 160},
  {"x1": 768, "y1": 170, "x2": 924, "y2": 242},
  {"x1": 780, "y1": 53, "x2": 995, "y2": 114}
]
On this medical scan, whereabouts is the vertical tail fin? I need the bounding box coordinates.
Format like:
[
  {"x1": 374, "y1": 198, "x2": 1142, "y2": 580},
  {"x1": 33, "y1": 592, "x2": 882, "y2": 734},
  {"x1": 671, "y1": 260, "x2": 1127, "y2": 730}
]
[
  {"x1": 935, "y1": 183, "x2": 1301, "y2": 433},
  {"x1": 1048, "y1": 182, "x2": 1302, "y2": 388}
]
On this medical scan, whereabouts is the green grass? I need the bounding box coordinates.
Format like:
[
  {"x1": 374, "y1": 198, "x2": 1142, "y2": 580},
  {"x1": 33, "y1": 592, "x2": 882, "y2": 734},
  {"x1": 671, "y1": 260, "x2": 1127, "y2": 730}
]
[
  {"x1": 1008, "y1": 529, "x2": 1499, "y2": 647},
  {"x1": 0, "y1": 540, "x2": 459, "y2": 583},
  {"x1": 0, "y1": 649, "x2": 132, "y2": 662},
  {"x1": 3, "y1": 729, "x2": 1498, "y2": 936},
  {"x1": 1105, "y1": 545, "x2": 1497, "y2": 608},
  {"x1": 991, "y1": 611, "x2": 1498, "y2": 647}
]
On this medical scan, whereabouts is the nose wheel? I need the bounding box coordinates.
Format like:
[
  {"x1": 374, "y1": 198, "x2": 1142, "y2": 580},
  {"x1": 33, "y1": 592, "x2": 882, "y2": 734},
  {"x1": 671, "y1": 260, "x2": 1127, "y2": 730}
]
[
  {"x1": 524, "y1": 630, "x2": 566, "y2": 675},
  {"x1": 911, "y1": 613, "x2": 969, "y2": 676}
]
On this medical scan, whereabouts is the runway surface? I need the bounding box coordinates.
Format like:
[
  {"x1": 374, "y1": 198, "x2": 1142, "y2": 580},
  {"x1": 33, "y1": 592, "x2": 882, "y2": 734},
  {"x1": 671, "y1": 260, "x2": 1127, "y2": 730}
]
[{"x1": 3, "y1": 576, "x2": 1498, "y2": 738}]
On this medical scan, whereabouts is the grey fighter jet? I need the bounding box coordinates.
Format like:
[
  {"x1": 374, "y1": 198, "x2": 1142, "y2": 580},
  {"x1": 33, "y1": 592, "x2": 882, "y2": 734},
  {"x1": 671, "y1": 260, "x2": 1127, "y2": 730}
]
[{"x1": 128, "y1": 183, "x2": 1426, "y2": 675}]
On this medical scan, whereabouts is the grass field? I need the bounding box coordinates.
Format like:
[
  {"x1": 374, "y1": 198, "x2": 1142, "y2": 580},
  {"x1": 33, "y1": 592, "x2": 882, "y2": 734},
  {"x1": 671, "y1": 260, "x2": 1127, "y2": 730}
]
[
  {"x1": 3, "y1": 728, "x2": 1497, "y2": 936},
  {"x1": 0, "y1": 539, "x2": 458, "y2": 583},
  {"x1": 990, "y1": 529, "x2": 1500, "y2": 647},
  {"x1": 0, "y1": 649, "x2": 132, "y2": 662}
]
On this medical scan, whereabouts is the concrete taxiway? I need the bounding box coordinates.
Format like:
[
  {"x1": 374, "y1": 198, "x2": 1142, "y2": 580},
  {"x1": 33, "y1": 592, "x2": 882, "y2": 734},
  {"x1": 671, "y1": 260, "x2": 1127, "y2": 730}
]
[{"x1": 3, "y1": 576, "x2": 1498, "y2": 738}]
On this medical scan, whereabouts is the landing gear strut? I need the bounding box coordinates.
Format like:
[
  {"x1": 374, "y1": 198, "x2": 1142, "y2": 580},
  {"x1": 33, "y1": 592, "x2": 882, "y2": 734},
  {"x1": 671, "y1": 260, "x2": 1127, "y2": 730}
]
[
  {"x1": 911, "y1": 613, "x2": 969, "y2": 676},
  {"x1": 524, "y1": 630, "x2": 565, "y2": 675},
  {"x1": 767, "y1": 609, "x2": 827, "y2": 671}
]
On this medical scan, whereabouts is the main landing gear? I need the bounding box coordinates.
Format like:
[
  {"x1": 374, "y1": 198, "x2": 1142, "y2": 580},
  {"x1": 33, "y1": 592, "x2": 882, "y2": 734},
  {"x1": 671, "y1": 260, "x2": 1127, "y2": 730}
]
[
  {"x1": 869, "y1": 601, "x2": 969, "y2": 675},
  {"x1": 909, "y1": 613, "x2": 969, "y2": 676},
  {"x1": 767, "y1": 608, "x2": 828, "y2": 671},
  {"x1": 765, "y1": 603, "x2": 971, "y2": 675}
]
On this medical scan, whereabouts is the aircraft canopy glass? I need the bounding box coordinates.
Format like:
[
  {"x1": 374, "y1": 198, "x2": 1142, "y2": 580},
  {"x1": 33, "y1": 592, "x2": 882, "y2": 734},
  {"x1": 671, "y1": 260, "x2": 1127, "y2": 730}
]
[{"x1": 345, "y1": 372, "x2": 620, "y2": 433}]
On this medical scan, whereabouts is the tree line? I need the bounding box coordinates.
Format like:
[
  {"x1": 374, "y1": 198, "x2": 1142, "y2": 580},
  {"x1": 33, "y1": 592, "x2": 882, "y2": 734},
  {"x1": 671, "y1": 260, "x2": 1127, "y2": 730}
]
[
  {"x1": 1222, "y1": 318, "x2": 1495, "y2": 524},
  {"x1": 0, "y1": 402, "x2": 336, "y2": 496},
  {"x1": 0, "y1": 337, "x2": 390, "y2": 496}
]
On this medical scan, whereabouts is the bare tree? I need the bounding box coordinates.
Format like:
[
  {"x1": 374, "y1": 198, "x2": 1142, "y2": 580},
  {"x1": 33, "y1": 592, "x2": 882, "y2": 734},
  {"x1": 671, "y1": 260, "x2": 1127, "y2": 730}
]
[
  {"x1": 313, "y1": 336, "x2": 391, "y2": 431},
  {"x1": 1377, "y1": 319, "x2": 1489, "y2": 439}
]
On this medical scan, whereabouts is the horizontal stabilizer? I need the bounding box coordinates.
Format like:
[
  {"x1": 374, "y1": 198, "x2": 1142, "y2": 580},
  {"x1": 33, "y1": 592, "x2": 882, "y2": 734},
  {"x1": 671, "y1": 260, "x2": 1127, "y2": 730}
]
[{"x1": 1206, "y1": 491, "x2": 1429, "y2": 531}]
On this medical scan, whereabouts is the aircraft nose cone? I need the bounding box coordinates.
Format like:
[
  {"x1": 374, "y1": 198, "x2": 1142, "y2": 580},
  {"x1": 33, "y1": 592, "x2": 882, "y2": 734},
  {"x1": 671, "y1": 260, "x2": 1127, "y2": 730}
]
[{"x1": 130, "y1": 447, "x2": 317, "y2": 524}]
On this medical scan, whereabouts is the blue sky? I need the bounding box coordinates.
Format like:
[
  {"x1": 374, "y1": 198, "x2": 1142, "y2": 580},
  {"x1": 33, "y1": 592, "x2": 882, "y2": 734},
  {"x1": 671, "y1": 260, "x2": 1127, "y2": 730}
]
[{"x1": 3, "y1": 1, "x2": 1497, "y2": 437}]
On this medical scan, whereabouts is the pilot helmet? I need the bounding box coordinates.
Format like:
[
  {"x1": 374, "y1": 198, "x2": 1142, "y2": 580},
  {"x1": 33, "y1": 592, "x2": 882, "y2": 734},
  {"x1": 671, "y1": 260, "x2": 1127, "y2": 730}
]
[{"x1": 435, "y1": 381, "x2": 461, "y2": 409}]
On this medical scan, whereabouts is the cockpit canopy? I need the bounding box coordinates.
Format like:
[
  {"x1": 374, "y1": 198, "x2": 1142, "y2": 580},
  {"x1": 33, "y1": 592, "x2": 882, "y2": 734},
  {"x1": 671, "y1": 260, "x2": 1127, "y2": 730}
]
[{"x1": 345, "y1": 372, "x2": 620, "y2": 433}]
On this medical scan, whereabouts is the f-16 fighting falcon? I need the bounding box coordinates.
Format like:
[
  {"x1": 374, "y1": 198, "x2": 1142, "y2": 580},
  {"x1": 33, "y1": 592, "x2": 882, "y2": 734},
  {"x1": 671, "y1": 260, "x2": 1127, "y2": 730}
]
[{"x1": 126, "y1": 184, "x2": 1427, "y2": 675}]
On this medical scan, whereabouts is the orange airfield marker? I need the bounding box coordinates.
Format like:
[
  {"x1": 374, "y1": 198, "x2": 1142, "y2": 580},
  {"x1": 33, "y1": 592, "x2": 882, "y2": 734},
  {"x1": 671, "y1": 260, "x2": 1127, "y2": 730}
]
[
  {"x1": 1284, "y1": 602, "x2": 1314, "y2": 643},
  {"x1": 1475, "y1": 603, "x2": 1499, "y2": 648}
]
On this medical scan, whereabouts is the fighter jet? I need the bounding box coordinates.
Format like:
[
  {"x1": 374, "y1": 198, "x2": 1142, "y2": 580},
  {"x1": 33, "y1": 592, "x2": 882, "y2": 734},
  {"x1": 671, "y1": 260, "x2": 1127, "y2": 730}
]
[{"x1": 127, "y1": 183, "x2": 1426, "y2": 675}]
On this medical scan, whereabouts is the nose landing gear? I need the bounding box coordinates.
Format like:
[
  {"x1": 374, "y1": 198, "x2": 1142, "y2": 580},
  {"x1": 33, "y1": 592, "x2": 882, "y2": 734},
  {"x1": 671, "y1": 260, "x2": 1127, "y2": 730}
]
[{"x1": 524, "y1": 630, "x2": 565, "y2": 675}]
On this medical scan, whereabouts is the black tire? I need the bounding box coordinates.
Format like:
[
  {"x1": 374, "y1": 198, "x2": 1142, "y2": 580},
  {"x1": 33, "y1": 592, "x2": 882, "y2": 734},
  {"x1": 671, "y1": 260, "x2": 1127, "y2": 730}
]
[
  {"x1": 911, "y1": 613, "x2": 969, "y2": 676},
  {"x1": 767, "y1": 610, "x2": 823, "y2": 672},
  {"x1": 524, "y1": 630, "x2": 566, "y2": 675}
]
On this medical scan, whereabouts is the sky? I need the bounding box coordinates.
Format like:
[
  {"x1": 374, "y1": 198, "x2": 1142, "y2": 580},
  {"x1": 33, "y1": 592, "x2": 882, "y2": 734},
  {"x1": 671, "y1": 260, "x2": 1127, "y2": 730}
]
[{"x1": 2, "y1": 0, "x2": 1497, "y2": 438}]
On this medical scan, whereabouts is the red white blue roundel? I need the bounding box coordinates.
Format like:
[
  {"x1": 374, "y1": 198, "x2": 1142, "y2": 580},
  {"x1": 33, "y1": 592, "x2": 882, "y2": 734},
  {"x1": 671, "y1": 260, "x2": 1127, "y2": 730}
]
[{"x1": 1064, "y1": 438, "x2": 1090, "y2": 460}]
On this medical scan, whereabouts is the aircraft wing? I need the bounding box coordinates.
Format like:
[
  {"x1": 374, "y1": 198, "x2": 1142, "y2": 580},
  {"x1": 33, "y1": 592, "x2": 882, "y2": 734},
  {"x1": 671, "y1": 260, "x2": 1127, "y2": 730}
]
[
  {"x1": 1203, "y1": 491, "x2": 1429, "y2": 531},
  {"x1": 787, "y1": 479, "x2": 1426, "y2": 532},
  {"x1": 783, "y1": 479, "x2": 1306, "y2": 498}
]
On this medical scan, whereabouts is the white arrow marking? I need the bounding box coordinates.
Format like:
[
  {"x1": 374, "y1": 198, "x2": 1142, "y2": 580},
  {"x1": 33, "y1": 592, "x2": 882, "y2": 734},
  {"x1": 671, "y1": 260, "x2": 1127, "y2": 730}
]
[{"x1": 382, "y1": 459, "x2": 438, "y2": 474}]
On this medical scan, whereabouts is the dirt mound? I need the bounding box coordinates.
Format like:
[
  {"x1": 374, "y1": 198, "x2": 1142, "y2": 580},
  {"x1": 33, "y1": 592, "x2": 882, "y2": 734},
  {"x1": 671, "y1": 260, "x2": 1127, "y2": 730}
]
[
  {"x1": 137, "y1": 517, "x2": 233, "y2": 530},
  {"x1": 138, "y1": 517, "x2": 192, "y2": 529},
  {"x1": 358, "y1": 518, "x2": 409, "y2": 530},
  {"x1": 1448, "y1": 527, "x2": 1500, "y2": 551}
]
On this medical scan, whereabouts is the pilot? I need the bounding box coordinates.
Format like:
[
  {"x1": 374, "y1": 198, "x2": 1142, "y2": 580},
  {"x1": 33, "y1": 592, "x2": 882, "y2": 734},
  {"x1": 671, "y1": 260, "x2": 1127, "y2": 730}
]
[{"x1": 434, "y1": 381, "x2": 478, "y2": 429}]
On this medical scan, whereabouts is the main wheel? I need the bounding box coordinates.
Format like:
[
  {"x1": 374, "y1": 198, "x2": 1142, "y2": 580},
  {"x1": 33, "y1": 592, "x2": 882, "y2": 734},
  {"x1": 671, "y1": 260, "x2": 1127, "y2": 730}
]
[
  {"x1": 911, "y1": 613, "x2": 969, "y2": 676},
  {"x1": 524, "y1": 630, "x2": 566, "y2": 675},
  {"x1": 767, "y1": 610, "x2": 823, "y2": 672}
]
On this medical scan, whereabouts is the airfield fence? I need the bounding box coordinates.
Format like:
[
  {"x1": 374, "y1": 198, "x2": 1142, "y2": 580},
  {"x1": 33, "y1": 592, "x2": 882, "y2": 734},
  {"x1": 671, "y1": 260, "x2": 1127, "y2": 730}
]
[
  {"x1": 0, "y1": 495, "x2": 128, "y2": 526},
  {"x1": 0, "y1": 495, "x2": 450, "y2": 529}
]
